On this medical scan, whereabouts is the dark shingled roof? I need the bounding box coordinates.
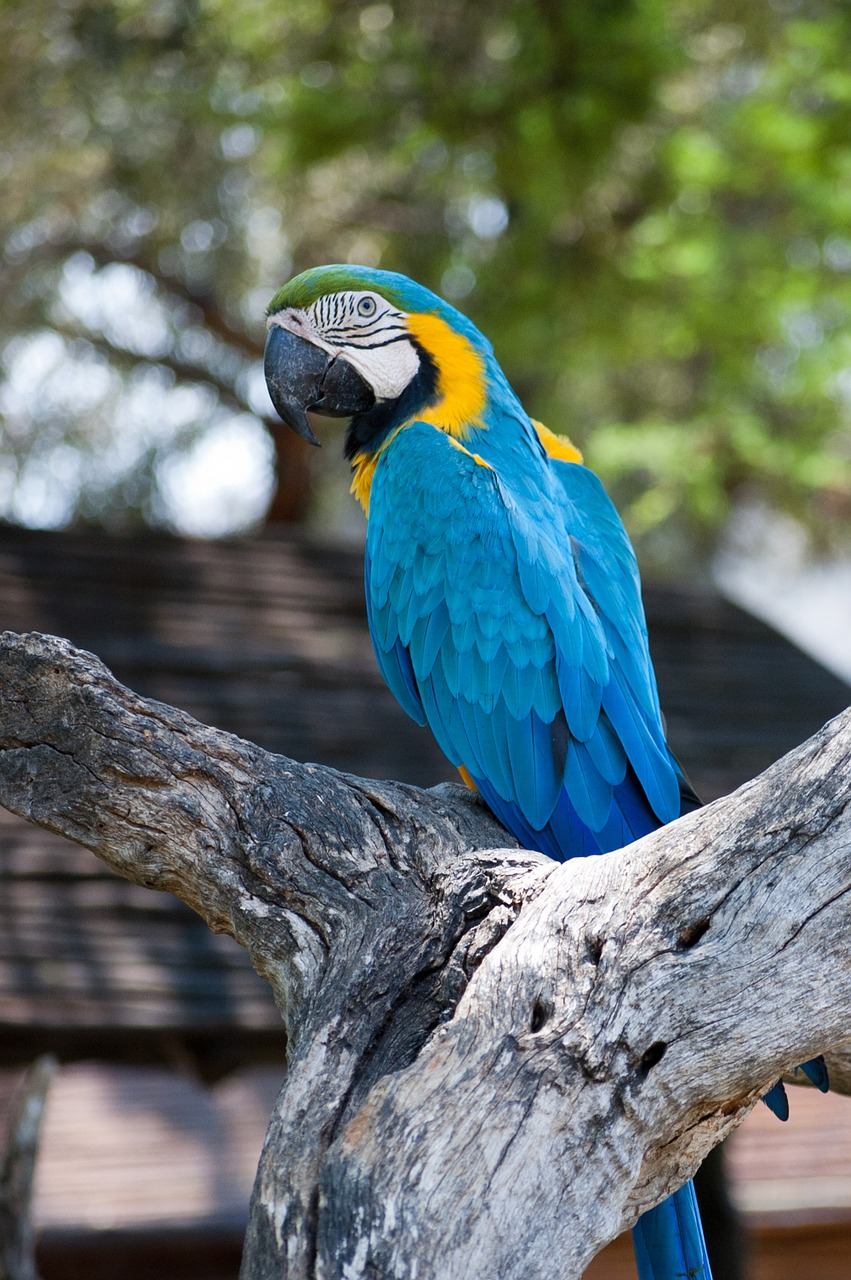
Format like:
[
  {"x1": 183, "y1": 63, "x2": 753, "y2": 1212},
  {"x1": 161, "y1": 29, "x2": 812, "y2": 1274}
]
[{"x1": 0, "y1": 525, "x2": 848, "y2": 1075}]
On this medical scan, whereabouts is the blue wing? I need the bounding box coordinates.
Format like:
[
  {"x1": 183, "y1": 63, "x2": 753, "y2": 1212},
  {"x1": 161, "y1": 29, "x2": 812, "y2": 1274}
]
[{"x1": 366, "y1": 421, "x2": 682, "y2": 862}]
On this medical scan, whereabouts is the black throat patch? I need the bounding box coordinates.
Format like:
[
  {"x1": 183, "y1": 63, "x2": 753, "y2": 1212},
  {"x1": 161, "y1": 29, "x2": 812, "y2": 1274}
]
[{"x1": 344, "y1": 341, "x2": 439, "y2": 460}]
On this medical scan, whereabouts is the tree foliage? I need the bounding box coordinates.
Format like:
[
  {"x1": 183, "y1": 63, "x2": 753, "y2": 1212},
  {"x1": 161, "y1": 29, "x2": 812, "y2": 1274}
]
[{"x1": 1, "y1": 0, "x2": 849, "y2": 557}]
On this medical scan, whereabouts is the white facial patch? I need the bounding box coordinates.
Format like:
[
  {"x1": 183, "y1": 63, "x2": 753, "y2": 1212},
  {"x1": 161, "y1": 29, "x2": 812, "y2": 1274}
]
[
  {"x1": 338, "y1": 333, "x2": 421, "y2": 400},
  {"x1": 267, "y1": 291, "x2": 421, "y2": 401}
]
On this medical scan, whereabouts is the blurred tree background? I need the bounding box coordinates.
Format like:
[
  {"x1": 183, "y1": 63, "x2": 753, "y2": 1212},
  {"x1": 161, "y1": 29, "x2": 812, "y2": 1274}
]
[{"x1": 1, "y1": 0, "x2": 850, "y2": 567}]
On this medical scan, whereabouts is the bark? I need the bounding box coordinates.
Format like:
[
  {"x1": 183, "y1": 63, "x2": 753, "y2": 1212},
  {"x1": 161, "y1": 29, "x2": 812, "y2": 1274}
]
[
  {"x1": 0, "y1": 630, "x2": 849, "y2": 1280},
  {"x1": 0, "y1": 1056, "x2": 57, "y2": 1280}
]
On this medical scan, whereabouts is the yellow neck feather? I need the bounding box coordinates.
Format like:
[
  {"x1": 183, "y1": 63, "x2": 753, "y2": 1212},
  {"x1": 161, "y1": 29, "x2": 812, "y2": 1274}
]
[{"x1": 405, "y1": 312, "x2": 486, "y2": 438}]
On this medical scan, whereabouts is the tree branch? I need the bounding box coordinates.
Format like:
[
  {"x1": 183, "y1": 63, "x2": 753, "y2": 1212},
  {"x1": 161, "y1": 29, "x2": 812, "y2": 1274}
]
[{"x1": 0, "y1": 630, "x2": 848, "y2": 1279}]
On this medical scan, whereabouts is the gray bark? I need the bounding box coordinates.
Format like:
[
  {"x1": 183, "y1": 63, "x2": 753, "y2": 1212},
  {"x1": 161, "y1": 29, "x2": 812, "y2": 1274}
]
[
  {"x1": 0, "y1": 1056, "x2": 57, "y2": 1280},
  {"x1": 0, "y1": 630, "x2": 849, "y2": 1280}
]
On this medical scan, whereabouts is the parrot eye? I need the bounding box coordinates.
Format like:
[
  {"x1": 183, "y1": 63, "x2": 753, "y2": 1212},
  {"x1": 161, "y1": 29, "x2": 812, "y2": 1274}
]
[{"x1": 357, "y1": 296, "x2": 377, "y2": 318}]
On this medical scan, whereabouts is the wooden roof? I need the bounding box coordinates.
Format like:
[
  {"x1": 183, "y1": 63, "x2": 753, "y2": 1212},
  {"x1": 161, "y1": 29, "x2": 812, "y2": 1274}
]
[{"x1": 0, "y1": 524, "x2": 848, "y2": 1076}]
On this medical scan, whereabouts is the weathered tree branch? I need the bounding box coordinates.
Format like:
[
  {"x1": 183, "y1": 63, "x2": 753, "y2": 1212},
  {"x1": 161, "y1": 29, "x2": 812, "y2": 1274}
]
[{"x1": 0, "y1": 630, "x2": 849, "y2": 1279}]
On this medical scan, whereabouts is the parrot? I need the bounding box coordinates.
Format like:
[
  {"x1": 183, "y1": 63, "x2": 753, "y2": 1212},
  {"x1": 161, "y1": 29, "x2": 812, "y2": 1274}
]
[{"x1": 263, "y1": 264, "x2": 827, "y2": 1280}]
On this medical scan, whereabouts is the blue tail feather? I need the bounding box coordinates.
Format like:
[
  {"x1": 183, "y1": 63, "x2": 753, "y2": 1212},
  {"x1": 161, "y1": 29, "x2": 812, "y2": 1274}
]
[
  {"x1": 632, "y1": 1181, "x2": 712, "y2": 1280},
  {"x1": 800, "y1": 1055, "x2": 829, "y2": 1092},
  {"x1": 762, "y1": 1056, "x2": 828, "y2": 1120},
  {"x1": 761, "y1": 1080, "x2": 790, "y2": 1120}
]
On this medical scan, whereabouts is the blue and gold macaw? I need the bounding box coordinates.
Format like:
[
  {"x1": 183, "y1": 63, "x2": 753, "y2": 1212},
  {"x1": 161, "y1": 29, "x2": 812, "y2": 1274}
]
[{"x1": 263, "y1": 264, "x2": 826, "y2": 1280}]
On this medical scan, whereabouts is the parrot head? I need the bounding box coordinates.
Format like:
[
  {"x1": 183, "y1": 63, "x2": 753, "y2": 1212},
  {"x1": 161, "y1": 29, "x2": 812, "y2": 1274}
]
[{"x1": 264, "y1": 265, "x2": 492, "y2": 460}]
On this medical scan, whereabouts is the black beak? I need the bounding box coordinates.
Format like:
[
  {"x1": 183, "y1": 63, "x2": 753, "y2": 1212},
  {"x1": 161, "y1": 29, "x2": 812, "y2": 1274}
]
[{"x1": 264, "y1": 324, "x2": 375, "y2": 447}]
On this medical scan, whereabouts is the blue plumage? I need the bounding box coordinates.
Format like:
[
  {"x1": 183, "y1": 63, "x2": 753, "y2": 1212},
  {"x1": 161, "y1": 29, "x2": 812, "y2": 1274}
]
[{"x1": 366, "y1": 419, "x2": 684, "y2": 851}]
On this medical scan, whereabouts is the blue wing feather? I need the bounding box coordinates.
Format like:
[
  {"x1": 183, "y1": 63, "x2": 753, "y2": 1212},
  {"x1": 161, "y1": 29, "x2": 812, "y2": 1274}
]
[
  {"x1": 365, "y1": 555, "x2": 426, "y2": 726},
  {"x1": 583, "y1": 714, "x2": 628, "y2": 786},
  {"x1": 565, "y1": 738, "x2": 614, "y2": 831},
  {"x1": 411, "y1": 599, "x2": 450, "y2": 676}
]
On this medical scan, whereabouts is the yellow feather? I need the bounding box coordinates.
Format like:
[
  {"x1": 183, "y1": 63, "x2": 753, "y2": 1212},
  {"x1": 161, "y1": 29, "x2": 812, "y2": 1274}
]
[
  {"x1": 458, "y1": 765, "x2": 478, "y2": 792},
  {"x1": 445, "y1": 435, "x2": 493, "y2": 470},
  {"x1": 349, "y1": 451, "x2": 378, "y2": 515},
  {"x1": 350, "y1": 426, "x2": 404, "y2": 515},
  {"x1": 532, "y1": 419, "x2": 583, "y2": 464},
  {"x1": 405, "y1": 313, "x2": 486, "y2": 438}
]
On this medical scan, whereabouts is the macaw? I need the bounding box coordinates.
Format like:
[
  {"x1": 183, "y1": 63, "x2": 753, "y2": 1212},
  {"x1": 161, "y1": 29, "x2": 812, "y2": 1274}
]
[{"x1": 263, "y1": 264, "x2": 826, "y2": 1280}]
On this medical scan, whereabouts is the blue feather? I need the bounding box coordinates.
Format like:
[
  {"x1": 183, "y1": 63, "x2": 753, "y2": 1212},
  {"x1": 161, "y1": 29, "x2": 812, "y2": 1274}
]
[
  {"x1": 474, "y1": 701, "x2": 517, "y2": 800},
  {"x1": 605, "y1": 769, "x2": 661, "y2": 844},
  {"x1": 473, "y1": 628, "x2": 503, "y2": 664},
  {"x1": 565, "y1": 739, "x2": 613, "y2": 831},
  {"x1": 418, "y1": 673, "x2": 462, "y2": 767},
  {"x1": 412, "y1": 545, "x2": 444, "y2": 592},
  {"x1": 503, "y1": 711, "x2": 562, "y2": 829},
  {"x1": 556, "y1": 649, "x2": 602, "y2": 742},
  {"x1": 392, "y1": 638, "x2": 423, "y2": 719},
  {"x1": 395, "y1": 582, "x2": 422, "y2": 648},
  {"x1": 762, "y1": 1081, "x2": 789, "y2": 1121},
  {"x1": 583, "y1": 715, "x2": 628, "y2": 787},
  {"x1": 601, "y1": 674, "x2": 680, "y2": 824},
  {"x1": 474, "y1": 776, "x2": 566, "y2": 861},
  {"x1": 468, "y1": 703, "x2": 538, "y2": 809},
  {"x1": 515, "y1": 545, "x2": 551, "y2": 614},
  {"x1": 416, "y1": 600, "x2": 451, "y2": 676},
  {"x1": 632, "y1": 1182, "x2": 711, "y2": 1280},
  {"x1": 370, "y1": 627, "x2": 425, "y2": 726},
  {"x1": 547, "y1": 785, "x2": 602, "y2": 860},
  {"x1": 800, "y1": 1056, "x2": 829, "y2": 1092}
]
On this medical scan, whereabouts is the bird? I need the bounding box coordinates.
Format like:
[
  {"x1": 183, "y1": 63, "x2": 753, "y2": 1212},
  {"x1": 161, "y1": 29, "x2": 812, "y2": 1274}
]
[{"x1": 263, "y1": 263, "x2": 826, "y2": 1280}]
